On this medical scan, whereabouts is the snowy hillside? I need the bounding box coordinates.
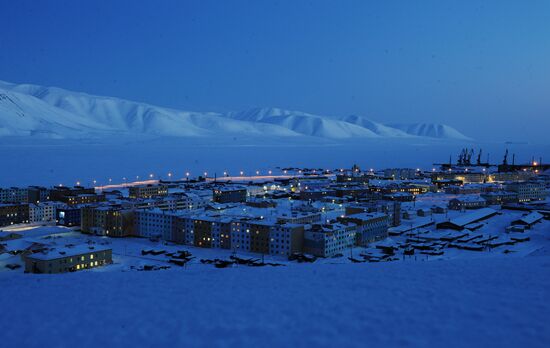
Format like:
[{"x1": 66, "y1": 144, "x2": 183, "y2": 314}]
[
  {"x1": 0, "y1": 80, "x2": 472, "y2": 140},
  {"x1": 0, "y1": 89, "x2": 112, "y2": 138},
  {"x1": 388, "y1": 123, "x2": 472, "y2": 140},
  {"x1": 227, "y1": 107, "x2": 383, "y2": 139},
  {"x1": 1, "y1": 255, "x2": 549, "y2": 347},
  {"x1": 340, "y1": 114, "x2": 411, "y2": 137}
]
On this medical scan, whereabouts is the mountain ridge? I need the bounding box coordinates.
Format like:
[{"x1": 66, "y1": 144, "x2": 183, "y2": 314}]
[{"x1": 0, "y1": 80, "x2": 472, "y2": 140}]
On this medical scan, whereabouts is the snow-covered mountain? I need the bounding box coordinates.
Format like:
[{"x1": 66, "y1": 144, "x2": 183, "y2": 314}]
[
  {"x1": 388, "y1": 123, "x2": 472, "y2": 140},
  {"x1": 0, "y1": 80, "x2": 471, "y2": 140},
  {"x1": 227, "y1": 107, "x2": 382, "y2": 139}
]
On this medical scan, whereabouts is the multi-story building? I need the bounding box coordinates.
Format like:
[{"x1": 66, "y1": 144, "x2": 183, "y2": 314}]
[
  {"x1": 480, "y1": 191, "x2": 519, "y2": 205},
  {"x1": 27, "y1": 186, "x2": 50, "y2": 204},
  {"x1": 128, "y1": 184, "x2": 168, "y2": 199},
  {"x1": 134, "y1": 208, "x2": 176, "y2": 240},
  {"x1": 432, "y1": 171, "x2": 485, "y2": 184},
  {"x1": 81, "y1": 205, "x2": 134, "y2": 237},
  {"x1": 63, "y1": 193, "x2": 106, "y2": 206},
  {"x1": 230, "y1": 218, "x2": 304, "y2": 256},
  {"x1": 133, "y1": 193, "x2": 208, "y2": 211},
  {"x1": 303, "y1": 222, "x2": 357, "y2": 257},
  {"x1": 448, "y1": 195, "x2": 487, "y2": 210},
  {"x1": 336, "y1": 174, "x2": 370, "y2": 184},
  {"x1": 56, "y1": 205, "x2": 82, "y2": 227},
  {"x1": 28, "y1": 202, "x2": 57, "y2": 223},
  {"x1": 213, "y1": 186, "x2": 247, "y2": 203},
  {"x1": 345, "y1": 201, "x2": 401, "y2": 227},
  {"x1": 23, "y1": 246, "x2": 112, "y2": 274},
  {"x1": 505, "y1": 181, "x2": 547, "y2": 202},
  {"x1": 0, "y1": 187, "x2": 29, "y2": 203},
  {"x1": 338, "y1": 212, "x2": 389, "y2": 246},
  {"x1": 488, "y1": 171, "x2": 535, "y2": 183},
  {"x1": 0, "y1": 203, "x2": 29, "y2": 226},
  {"x1": 269, "y1": 222, "x2": 304, "y2": 256},
  {"x1": 299, "y1": 189, "x2": 336, "y2": 201},
  {"x1": 277, "y1": 211, "x2": 321, "y2": 225},
  {"x1": 49, "y1": 186, "x2": 95, "y2": 201}
]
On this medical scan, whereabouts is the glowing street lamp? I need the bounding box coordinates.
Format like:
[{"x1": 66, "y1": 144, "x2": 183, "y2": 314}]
[{"x1": 240, "y1": 171, "x2": 244, "y2": 176}]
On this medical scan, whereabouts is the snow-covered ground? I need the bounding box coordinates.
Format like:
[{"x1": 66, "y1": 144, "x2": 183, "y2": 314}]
[{"x1": 1, "y1": 251, "x2": 549, "y2": 347}]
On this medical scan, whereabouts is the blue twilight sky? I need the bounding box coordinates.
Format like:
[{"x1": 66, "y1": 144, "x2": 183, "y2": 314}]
[{"x1": 1, "y1": 0, "x2": 549, "y2": 141}]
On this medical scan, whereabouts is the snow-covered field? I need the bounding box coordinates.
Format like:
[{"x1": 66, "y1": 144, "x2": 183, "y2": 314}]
[{"x1": 1, "y1": 254, "x2": 549, "y2": 347}]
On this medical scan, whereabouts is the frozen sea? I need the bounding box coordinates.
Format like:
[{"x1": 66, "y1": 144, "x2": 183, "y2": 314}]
[{"x1": 1, "y1": 135, "x2": 549, "y2": 187}]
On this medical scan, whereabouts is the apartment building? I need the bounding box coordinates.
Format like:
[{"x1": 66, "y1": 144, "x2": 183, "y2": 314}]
[
  {"x1": 448, "y1": 195, "x2": 487, "y2": 210},
  {"x1": 28, "y1": 202, "x2": 57, "y2": 223},
  {"x1": 338, "y1": 212, "x2": 389, "y2": 246},
  {"x1": 213, "y1": 186, "x2": 247, "y2": 203},
  {"x1": 230, "y1": 218, "x2": 304, "y2": 256},
  {"x1": 56, "y1": 206, "x2": 82, "y2": 227},
  {"x1": 23, "y1": 246, "x2": 112, "y2": 274},
  {"x1": 28, "y1": 186, "x2": 50, "y2": 204},
  {"x1": 277, "y1": 211, "x2": 321, "y2": 225},
  {"x1": 480, "y1": 191, "x2": 519, "y2": 205},
  {"x1": 505, "y1": 181, "x2": 547, "y2": 202},
  {"x1": 0, "y1": 203, "x2": 29, "y2": 227},
  {"x1": 303, "y1": 222, "x2": 357, "y2": 257},
  {"x1": 81, "y1": 205, "x2": 134, "y2": 237},
  {"x1": 128, "y1": 184, "x2": 169, "y2": 199},
  {"x1": 134, "y1": 208, "x2": 176, "y2": 240},
  {"x1": 0, "y1": 187, "x2": 29, "y2": 203}
]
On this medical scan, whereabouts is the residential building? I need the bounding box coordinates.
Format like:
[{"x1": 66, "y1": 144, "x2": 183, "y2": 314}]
[
  {"x1": 0, "y1": 187, "x2": 29, "y2": 203},
  {"x1": 28, "y1": 186, "x2": 50, "y2": 204},
  {"x1": 128, "y1": 184, "x2": 169, "y2": 199},
  {"x1": 134, "y1": 208, "x2": 177, "y2": 241},
  {"x1": 213, "y1": 186, "x2": 247, "y2": 203},
  {"x1": 303, "y1": 222, "x2": 357, "y2": 257},
  {"x1": 338, "y1": 213, "x2": 389, "y2": 246},
  {"x1": 28, "y1": 202, "x2": 57, "y2": 223},
  {"x1": 505, "y1": 181, "x2": 547, "y2": 202},
  {"x1": 81, "y1": 205, "x2": 134, "y2": 237},
  {"x1": 0, "y1": 203, "x2": 29, "y2": 227},
  {"x1": 56, "y1": 206, "x2": 82, "y2": 227},
  {"x1": 480, "y1": 192, "x2": 519, "y2": 205},
  {"x1": 23, "y1": 246, "x2": 112, "y2": 273},
  {"x1": 448, "y1": 195, "x2": 487, "y2": 210}
]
